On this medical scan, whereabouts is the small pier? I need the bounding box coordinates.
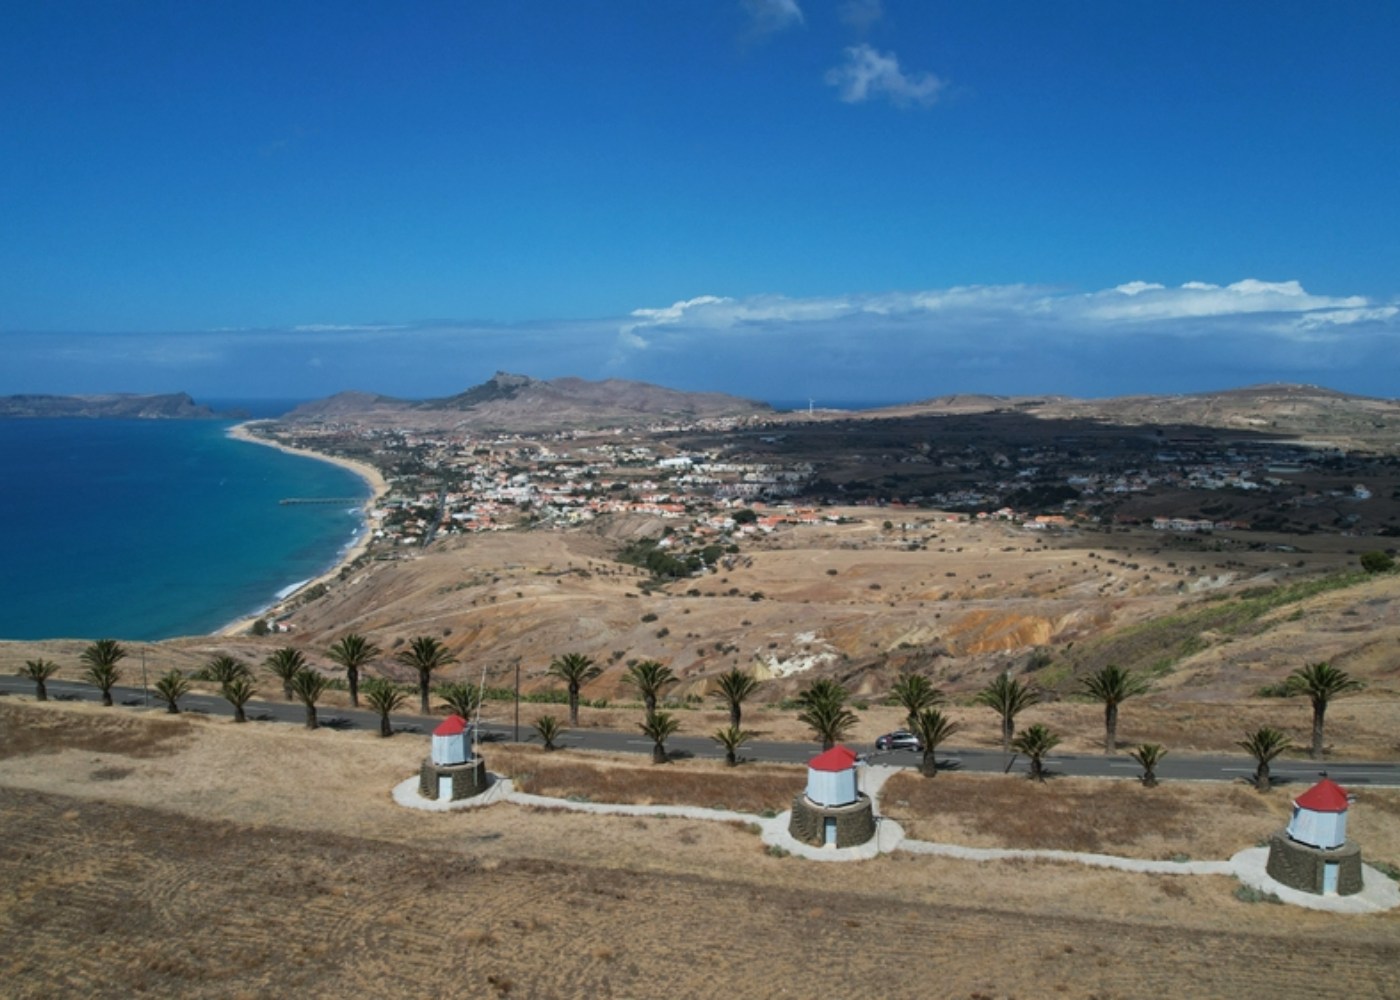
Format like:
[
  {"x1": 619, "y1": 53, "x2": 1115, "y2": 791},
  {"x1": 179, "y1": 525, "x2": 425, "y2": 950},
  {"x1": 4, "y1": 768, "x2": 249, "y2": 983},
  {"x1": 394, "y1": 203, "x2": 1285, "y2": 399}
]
[{"x1": 279, "y1": 497, "x2": 362, "y2": 505}]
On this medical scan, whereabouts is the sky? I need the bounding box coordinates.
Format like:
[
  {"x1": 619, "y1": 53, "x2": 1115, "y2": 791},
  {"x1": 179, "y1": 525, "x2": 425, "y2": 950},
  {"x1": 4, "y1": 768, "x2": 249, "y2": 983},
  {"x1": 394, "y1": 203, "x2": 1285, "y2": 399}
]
[{"x1": 2, "y1": 1, "x2": 1398, "y2": 404}]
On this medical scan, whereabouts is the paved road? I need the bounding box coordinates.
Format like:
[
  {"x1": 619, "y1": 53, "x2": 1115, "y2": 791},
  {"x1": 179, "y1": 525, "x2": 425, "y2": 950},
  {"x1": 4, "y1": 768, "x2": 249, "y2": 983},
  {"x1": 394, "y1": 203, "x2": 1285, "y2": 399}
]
[{"x1": 5, "y1": 676, "x2": 1397, "y2": 788}]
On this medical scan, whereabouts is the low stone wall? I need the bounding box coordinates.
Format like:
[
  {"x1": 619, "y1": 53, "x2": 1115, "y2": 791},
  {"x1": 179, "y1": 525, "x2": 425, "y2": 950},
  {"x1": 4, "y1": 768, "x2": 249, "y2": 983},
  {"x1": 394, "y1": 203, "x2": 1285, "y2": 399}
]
[
  {"x1": 788, "y1": 793, "x2": 876, "y2": 848},
  {"x1": 419, "y1": 757, "x2": 488, "y2": 802},
  {"x1": 1265, "y1": 829, "x2": 1364, "y2": 896}
]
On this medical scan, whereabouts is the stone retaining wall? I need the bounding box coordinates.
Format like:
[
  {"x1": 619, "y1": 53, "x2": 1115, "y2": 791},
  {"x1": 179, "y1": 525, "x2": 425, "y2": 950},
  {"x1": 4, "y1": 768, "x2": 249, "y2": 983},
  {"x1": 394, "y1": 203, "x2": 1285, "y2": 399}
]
[
  {"x1": 419, "y1": 757, "x2": 488, "y2": 801},
  {"x1": 1264, "y1": 829, "x2": 1363, "y2": 896},
  {"x1": 788, "y1": 793, "x2": 876, "y2": 848}
]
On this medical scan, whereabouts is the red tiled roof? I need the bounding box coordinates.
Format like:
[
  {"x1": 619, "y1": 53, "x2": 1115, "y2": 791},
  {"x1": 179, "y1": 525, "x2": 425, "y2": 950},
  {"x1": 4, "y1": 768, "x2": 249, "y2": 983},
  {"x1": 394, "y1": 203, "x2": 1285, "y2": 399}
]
[
  {"x1": 808, "y1": 745, "x2": 858, "y2": 772},
  {"x1": 434, "y1": 715, "x2": 470, "y2": 736},
  {"x1": 1295, "y1": 778, "x2": 1349, "y2": 813}
]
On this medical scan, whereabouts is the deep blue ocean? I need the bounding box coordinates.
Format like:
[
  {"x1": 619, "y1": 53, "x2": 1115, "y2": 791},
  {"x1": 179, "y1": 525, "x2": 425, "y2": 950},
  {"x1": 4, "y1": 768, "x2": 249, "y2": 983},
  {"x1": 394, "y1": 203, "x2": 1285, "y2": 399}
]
[{"x1": 0, "y1": 412, "x2": 369, "y2": 641}]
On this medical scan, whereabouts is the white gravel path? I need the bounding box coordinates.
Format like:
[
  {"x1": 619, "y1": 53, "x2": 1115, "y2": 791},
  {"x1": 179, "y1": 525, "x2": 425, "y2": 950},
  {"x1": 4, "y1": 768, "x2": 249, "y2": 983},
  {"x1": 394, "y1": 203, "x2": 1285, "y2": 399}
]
[{"x1": 390, "y1": 766, "x2": 1400, "y2": 913}]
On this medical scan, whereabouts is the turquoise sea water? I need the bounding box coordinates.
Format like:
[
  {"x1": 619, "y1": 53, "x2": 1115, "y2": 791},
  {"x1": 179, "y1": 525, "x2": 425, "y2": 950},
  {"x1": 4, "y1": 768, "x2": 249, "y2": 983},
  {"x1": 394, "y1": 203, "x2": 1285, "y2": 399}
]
[{"x1": 0, "y1": 418, "x2": 369, "y2": 641}]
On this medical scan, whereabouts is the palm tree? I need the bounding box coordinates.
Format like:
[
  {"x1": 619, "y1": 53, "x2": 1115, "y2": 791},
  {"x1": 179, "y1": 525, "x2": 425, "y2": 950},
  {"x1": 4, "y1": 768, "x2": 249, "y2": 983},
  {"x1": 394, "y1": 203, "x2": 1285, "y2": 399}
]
[
  {"x1": 911, "y1": 707, "x2": 961, "y2": 778},
  {"x1": 796, "y1": 679, "x2": 858, "y2": 751},
  {"x1": 20, "y1": 658, "x2": 60, "y2": 701},
  {"x1": 395, "y1": 636, "x2": 458, "y2": 714},
  {"x1": 626, "y1": 659, "x2": 676, "y2": 721},
  {"x1": 203, "y1": 654, "x2": 251, "y2": 686},
  {"x1": 891, "y1": 672, "x2": 943, "y2": 731},
  {"x1": 437, "y1": 682, "x2": 481, "y2": 721},
  {"x1": 640, "y1": 710, "x2": 681, "y2": 764},
  {"x1": 974, "y1": 673, "x2": 1038, "y2": 753},
  {"x1": 1128, "y1": 743, "x2": 1168, "y2": 787},
  {"x1": 222, "y1": 676, "x2": 256, "y2": 724},
  {"x1": 1081, "y1": 664, "x2": 1149, "y2": 754},
  {"x1": 361, "y1": 677, "x2": 407, "y2": 737},
  {"x1": 80, "y1": 639, "x2": 127, "y2": 707},
  {"x1": 327, "y1": 633, "x2": 380, "y2": 709},
  {"x1": 797, "y1": 678, "x2": 847, "y2": 710},
  {"x1": 1011, "y1": 723, "x2": 1061, "y2": 782},
  {"x1": 265, "y1": 647, "x2": 307, "y2": 701},
  {"x1": 1286, "y1": 661, "x2": 1362, "y2": 760},
  {"x1": 290, "y1": 669, "x2": 330, "y2": 730},
  {"x1": 153, "y1": 670, "x2": 190, "y2": 714},
  {"x1": 712, "y1": 724, "x2": 755, "y2": 767},
  {"x1": 714, "y1": 668, "x2": 759, "y2": 728},
  {"x1": 1238, "y1": 727, "x2": 1292, "y2": 792},
  {"x1": 547, "y1": 652, "x2": 602, "y2": 726},
  {"x1": 534, "y1": 715, "x2": 564, "y2": 751}
]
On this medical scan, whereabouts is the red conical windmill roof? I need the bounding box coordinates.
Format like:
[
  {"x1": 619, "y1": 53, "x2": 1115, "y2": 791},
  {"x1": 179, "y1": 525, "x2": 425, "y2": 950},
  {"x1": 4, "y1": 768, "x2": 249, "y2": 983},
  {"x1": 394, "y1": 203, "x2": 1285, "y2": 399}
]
[
  {"x1": 1294, "y1": 778, "x2": 1349, "y2": 813},
  {"x1": 433, "y1": 714, "x2": 470, "y2": 736},
  {"x1": 808, "y1": 745, "x2": 858, "y2": 772}
]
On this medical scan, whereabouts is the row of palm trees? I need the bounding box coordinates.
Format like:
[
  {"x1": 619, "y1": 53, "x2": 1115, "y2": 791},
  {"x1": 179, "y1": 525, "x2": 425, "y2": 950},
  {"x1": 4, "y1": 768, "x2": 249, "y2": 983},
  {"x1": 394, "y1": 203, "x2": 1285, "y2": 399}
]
[
  {"x1": 20, "y1": 638, "x2": 1361, "y2": 787},
  {"x1": 543, "y1": 653, "x2": 757, "y2": 765},
  {"x1": 780, "y1": 660, "x2": 1359, "y2": 787}
]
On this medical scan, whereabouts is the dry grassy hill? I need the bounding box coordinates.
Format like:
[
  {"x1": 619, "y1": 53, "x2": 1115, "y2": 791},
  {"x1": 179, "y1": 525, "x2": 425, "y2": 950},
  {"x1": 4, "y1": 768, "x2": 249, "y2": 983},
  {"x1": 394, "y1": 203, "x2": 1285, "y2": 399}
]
[{"x1": 5, "y1": 507, "x2": 1395, "y2": 758}]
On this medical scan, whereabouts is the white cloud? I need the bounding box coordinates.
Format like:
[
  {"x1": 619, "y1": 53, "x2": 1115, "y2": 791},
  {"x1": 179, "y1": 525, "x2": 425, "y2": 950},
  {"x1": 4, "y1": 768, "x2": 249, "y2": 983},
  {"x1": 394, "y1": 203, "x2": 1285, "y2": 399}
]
[
  {"x1": 615, "y1": 280, "x2": 1399, "y2": 353},
  {"x1": 603, "y1": 279, "x2": 1399, "y2": 400},
  {"x1": 1080, "y1": 279, "x2": 1370, "y2": 324},
  {"x1": 839, "y1": 0, "x2": 884, "y2": 31},
  {"x1": 291, "y1": 323, "x2": 409, "y2": 333},
  {"x1": 825, "y1": 43, "x2": 944, "y2": 107},
  {"x1": 7, "y1": 280, "x2": 1396, "y2": 402},
  {"x1": 742, "y1": 0, "x2": 804, "y2": 35}
]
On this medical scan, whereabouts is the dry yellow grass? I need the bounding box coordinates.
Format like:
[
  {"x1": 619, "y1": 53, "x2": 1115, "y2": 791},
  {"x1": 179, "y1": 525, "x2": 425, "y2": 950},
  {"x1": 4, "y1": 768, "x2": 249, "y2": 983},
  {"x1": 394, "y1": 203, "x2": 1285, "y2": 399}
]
[
  {"x1": 2, "y1": 698, "x2": 1399, "y2": 998},
  {"x1": 879, "y1": 771, "x2": 1400, "y2": 864},
  {"x1": 487, "y1": 744, "x2": 800, "y2": 813}
]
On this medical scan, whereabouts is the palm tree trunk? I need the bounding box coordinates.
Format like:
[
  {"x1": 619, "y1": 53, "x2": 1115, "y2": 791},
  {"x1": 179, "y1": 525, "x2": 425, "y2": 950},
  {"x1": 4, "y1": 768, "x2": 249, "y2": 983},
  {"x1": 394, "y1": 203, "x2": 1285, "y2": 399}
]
[
  {"x1": 921, "y1": 749, "x2": 938, "y2": 778},
  {"x1": 379, "y1": 712, "x2": 392, "y2": 738},
  {"x1": 1105, "y1": 703, "x2": 1118, "y2": 754},
  {"x1": 726, "y1": 748, "x2": 737, "y2": 767},
  {"x1": 730, "y1": 703, "x2": 741, "y2": 729},
  {"x1": 644, "y1": 693, "x2": 657, "y2": 721},
  {"x1": 418, "y1": 674, "x2": 430, "y2": 715},
  {"x1": 1256, "y1": 762, "x2": 1271, "y2": 792},
  {"x1": 1001, "y1": 717, "x2": 1013, "y2": 754},
  {"x1": 348, "y1": 669, "x2": 360, "y2": 709},
  {"x1": 1029, "y1": 755, "x2": 1045, "y2": 782},
  {"x1": 1311, "y1": 703, "x2": 1326, "y2": 760},
  {"x1": 568, "y1": 688, "x2": 580, "y2": 727},
  {"x1": 166, "y1": 701, "x2": 179, "y2": 715},
  {"x1": 1142, "y1": 767, "x2": 1157, "y2": 788},
  {"x1": 234, "y1": 704, "x2": 247, "y2": 724},
  {"x1": 101, "y1": 689, "x2": 113, "y2": 707},
  {"x1": 652, "y1": 742, "x2": 668, "y2": 764},
  {"x1": 36, "y1": 681, "x2": 48, "y2": 702}
]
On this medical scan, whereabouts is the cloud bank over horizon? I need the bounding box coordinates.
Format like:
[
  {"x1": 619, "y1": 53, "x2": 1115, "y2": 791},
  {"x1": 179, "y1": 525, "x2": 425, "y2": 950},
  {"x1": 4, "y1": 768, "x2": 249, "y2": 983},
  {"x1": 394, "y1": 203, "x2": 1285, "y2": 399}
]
[{"x1": 4, "y1": 279, "x2": 1396, "y2": 404}]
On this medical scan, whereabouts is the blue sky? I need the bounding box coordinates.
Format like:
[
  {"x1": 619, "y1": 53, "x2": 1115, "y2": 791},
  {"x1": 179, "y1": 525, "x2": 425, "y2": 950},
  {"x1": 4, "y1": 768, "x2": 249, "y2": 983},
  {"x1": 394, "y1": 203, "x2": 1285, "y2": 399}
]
[{"x1": 2, "y1": 1, "x2": 1397, "y2": 403}]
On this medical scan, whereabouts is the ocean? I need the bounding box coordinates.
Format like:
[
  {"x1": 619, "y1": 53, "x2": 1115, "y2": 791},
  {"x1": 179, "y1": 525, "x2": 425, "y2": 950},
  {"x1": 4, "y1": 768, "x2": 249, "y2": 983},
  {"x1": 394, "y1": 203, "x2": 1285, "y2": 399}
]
[{"x1": 0, "y1": 416, "x2": 370, "y2": 641}]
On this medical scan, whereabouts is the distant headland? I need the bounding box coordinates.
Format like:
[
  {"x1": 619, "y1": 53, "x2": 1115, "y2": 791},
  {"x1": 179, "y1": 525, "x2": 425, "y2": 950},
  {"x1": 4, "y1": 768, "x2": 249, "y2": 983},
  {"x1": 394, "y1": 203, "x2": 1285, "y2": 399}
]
[{"x1": 0, "y1": 392, "x2": 236, "y2": 420}]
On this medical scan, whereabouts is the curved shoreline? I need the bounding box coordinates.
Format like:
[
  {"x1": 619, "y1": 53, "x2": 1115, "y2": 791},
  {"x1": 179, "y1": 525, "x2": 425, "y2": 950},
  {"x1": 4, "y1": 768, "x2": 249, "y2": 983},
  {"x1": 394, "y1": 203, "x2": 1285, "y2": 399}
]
[{"x1": 218, "y1": 421, "x2": 390, "y2": 636}]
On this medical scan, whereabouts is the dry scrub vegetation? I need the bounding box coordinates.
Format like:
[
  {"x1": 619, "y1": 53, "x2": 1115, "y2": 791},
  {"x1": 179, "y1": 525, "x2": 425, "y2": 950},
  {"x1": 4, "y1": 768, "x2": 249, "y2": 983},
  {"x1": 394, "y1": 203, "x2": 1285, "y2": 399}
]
[
  {"x1": 2, "y1": 698, "x2": 1399, "y2": 998},
  {"x1": 487, "y1": 744, "x2": 799, "y2": 814},
  {"x1": 881, "y1": 772, "x2": 1400, "y2": 866}
]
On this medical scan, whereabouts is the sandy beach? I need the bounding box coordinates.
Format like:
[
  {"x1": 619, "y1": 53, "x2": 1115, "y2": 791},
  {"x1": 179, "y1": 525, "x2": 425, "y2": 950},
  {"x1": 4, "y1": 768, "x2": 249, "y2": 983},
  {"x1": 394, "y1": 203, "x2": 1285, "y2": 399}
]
[{"x1": 218, "y1": 421, "x2": 390, "y2": 636}]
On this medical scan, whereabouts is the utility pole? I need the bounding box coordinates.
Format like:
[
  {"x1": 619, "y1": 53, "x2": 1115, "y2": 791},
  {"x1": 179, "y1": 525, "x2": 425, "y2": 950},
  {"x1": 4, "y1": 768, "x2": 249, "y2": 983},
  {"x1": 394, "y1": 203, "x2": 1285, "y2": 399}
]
[{"x1": 513, "y1": 658, "x2": 521, "y2": 743}]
